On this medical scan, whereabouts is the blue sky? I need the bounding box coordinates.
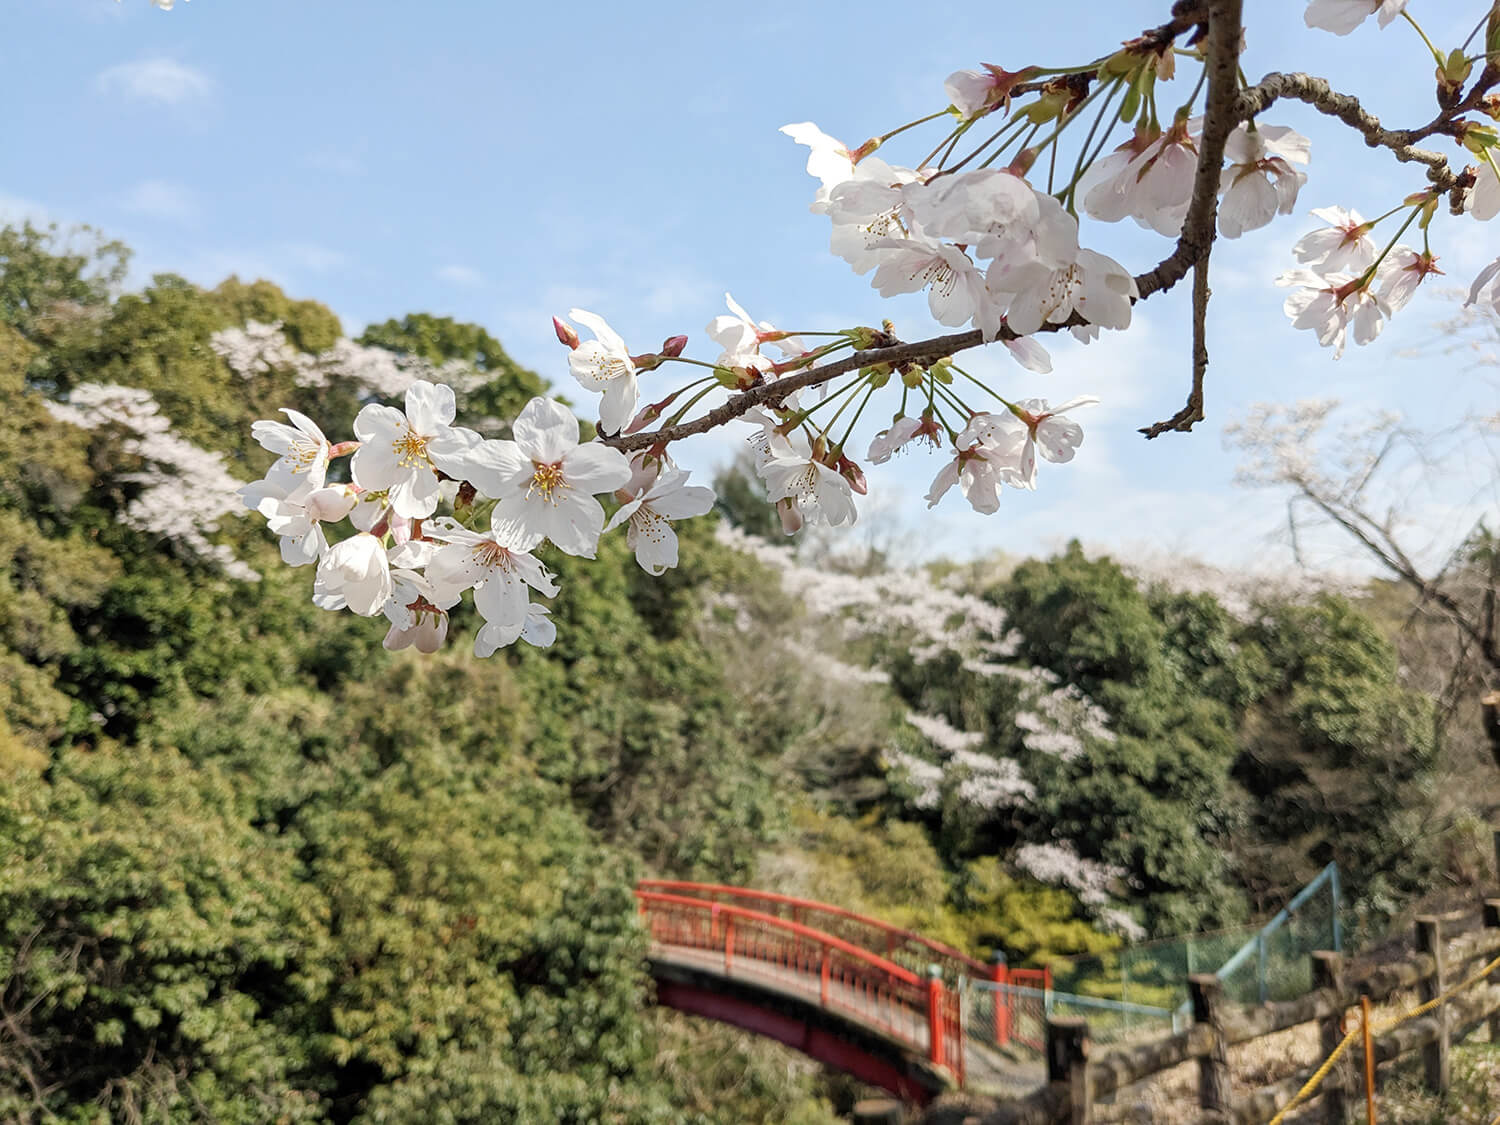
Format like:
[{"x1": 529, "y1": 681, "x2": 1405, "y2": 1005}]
[{"x1": 8, "y1": 0, "x2": 1497, "y2": 573}]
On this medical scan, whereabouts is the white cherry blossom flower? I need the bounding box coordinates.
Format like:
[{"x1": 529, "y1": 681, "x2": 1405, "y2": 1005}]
[
  {"x1": 382, "y1": 567, "x2": 449, "y2": 654},
  {"x1": 1304, "y1": 0, "x2": 1407, "y2": 35},
  {"x1": 996, "y1": 248, "x2": 1137, "y2": 336},
  {"x1": 1376, "y1": 246, "x2": 1441, "y2": 313},
  {"x1": 1466, "y1": 159, "x2": 1500, "y2": 221},
  {"x1": 425, "y1": 525, "x2": 560, "y2": 630},
  {"x1": 565, "y1": 308, "x2": 638, "y2": 435},
  {"x1": 1277, "y1": 269, "x2": 1389, "y2": 357},
  {"x1": 1079, "y1": 118, "x2": 1201, "y2": 236},
  {"x1": 239, "y1": 479, "x2": 357, "y2": 566},
  {"x1": 944, "y1": 69, "x2": 999, "y2": 118},
  {"x1": 457, "y1": 397, "x2": 632, "y2": 558},
  {"x1": 1465, "y1": 255, "x2": 1500, "y2": 315},
  {"x1": 962, "y1": 398, "x2": 1098, "y2": 489},
  {"x1": 706, "y1": 293, "x2": 805, "y2": 372},
  {"x1": 903, "y1": 169, "x2": 1036, "y2": 252},
  {"x1": 1292, "y1": 206, "x2": 1377, "y2": 274},
  {"x1": 350, "y1": 380, "x2": 483, "y2": 519},
  {"x1": 250, "y1": 408, "x2": 331, "y2": 490},
  {"x1": 313, "y1": 532, "x2": 392, "y2": 617},
  {"x1": 1218, "y1": 124, "x2": 1311, "y2": 238},
  {"x1": 758, "y1": 429, "x2": 858, "y2": 529},
  {"x1": 475, "y1": 603, "x2": 556, "y2": 656},
  {"x1": 924, "y1": 442, "x2": 1019, "y2": 514},
  {"x1": 867, "y1": 414, "x2": 943, "y2": 463},
  {"x1": 605, "y1": 456, "x2": 716, "y2": 575},
  {"x1": 780, "y1": 122, "x2": 857, "y2": 211},
  {"x1": 870, "y1": 239, "x2": 1000, "y2": 337}
]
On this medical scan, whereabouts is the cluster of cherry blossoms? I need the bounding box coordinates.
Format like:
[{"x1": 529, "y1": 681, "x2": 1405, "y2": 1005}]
[{"x1": 240, "y1": 380, "x2": 714, "y2": 657}]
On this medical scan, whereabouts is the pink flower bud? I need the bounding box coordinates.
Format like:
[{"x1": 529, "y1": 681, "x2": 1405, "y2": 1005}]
[
  {"x1": 837, "y1": 456, "x2": 868, "y2": 495},
  {"x1": 660, "y1": 334, "x2": 688, "y2": 357},
  {"x1": 624, "y1": 402, "x2": 663, "y2": 435},
  {"x1": 553, "y1": 316, "x2": 580, "y2": 350},
  {"x1": 776, "y1": 498, "x2": 803, "y2": 536}
]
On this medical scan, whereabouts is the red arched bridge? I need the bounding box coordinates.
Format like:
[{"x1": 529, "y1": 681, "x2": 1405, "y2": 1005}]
[{"x1": 635, "y1": 881, "x2": 1051, "y2": 1102}]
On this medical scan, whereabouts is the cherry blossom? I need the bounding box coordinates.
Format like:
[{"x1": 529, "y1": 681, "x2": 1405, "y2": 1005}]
[
  {"x1": 350, "y1": 380, "x2": 484, "y2": 519},
  {"x1": 924, "y1": 442, "x2": 1020, "y2": 514},
  {"x1": 381, "y1": 562, "x2": 450, "y2": 654},
  {"x1": 1466, "y1": 159, "x2": 1500, "y2": 221},
  {"x1": 1304, "y1": 0, "x2": 1407, "y2": 34},
  {"x1": 425, "y1": 524, "x2": 560, "y2": 640},
  {"x1": 1079, "y1": 117, "x2": 1201, "y2": 237},
  {"x1": 756, "y1": 426, "x2": 859, "y2": 529},
  {"x1": 313, "y1": 532, "x2": 393, "y2": 617},
  {"x1": 867, "y1": 414, "x2": 942, "y2": 463},
  {"x1": 1217, "y1": 124, "x2": 1311, "y2": 239},
  {"x1": 870, "y1": 239, "x2": 998, "y2": 337},
  {"x1": 564, "y1": 308, "x2": 638, "y2": 435},
  {"x1": 706, "y1": 293, "x2": 804, "y2": 373},
  {"x1": 961, "y1": 397, "x2": 1098, "y2": 490},
  {"x1": 1466, "y1": 255, "x2": 1500, "y2": 315},
  {"x1": 996, "y1": 247, "x2": 1137, "y2": 336},
  {"x1": 1292, "y1": 206, "x2": 1377, "y2": 274},
  {"x1": 604, "y1": 455, "x2": 716, "y2": 575},
  {"x1": 251, "y1": 409, "x2": 331, "y2": 490},
  {"x1": 458, "y1": 397, "x2": 632, "y2": 558},
  {"x1": 1376, "y1": 246, "x2": 1441, "y2": 312},
  {"x1": 475, "y1": 603, "x2": 556, "y2": 656},
  {"x1": 238, "y1": 480, "x2": 358, "y2": 567},
  {"x1": 1277, "y1": 268, "x2": 1389, "y2": 357}
]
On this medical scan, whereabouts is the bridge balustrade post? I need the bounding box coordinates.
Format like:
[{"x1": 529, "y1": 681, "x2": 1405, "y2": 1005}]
[
  {"x1": 925, "y1": 964, "x2": 946, "y2": 1069},
  {"x1": 991, "y1": 950, "x2": 1009, "y2": 1046},
  {"x1": 723, "y1": 915, "x2": 734, "y2": 977},
  {"x1": 820, "y1": 946, "x2": 831, "y2": 1006}
]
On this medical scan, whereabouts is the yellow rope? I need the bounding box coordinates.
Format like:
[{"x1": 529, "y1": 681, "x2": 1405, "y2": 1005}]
[{"x1": 1265, "y1": 950, "x2": 1500, "y2": 1125}]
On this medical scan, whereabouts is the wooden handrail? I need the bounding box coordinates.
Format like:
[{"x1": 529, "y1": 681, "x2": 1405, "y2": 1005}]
[{"x1": 637, "y1": 879, "x2": 989, "y2": 976}]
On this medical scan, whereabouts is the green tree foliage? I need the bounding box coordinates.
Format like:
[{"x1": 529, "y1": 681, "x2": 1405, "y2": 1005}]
[
  {"x1": 1238, "y1": 595, "x2": 1439, "y2": 917},
  {"x1": 359, "y1": 313, "x2": 546, "y2": 423},
  {"x1": 0, "y1": 226, "x2": 840, "y2": 1122}
]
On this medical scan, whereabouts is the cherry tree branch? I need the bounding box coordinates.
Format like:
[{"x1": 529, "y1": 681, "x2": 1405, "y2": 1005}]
[{"x1": 1135, "y1": 0, "x2": 1240, "y2": 438}]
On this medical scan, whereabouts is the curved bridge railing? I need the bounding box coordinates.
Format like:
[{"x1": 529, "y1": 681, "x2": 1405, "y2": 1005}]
[{"x1": 636, "y1": 888, "x2": 966, "y2": 1083}]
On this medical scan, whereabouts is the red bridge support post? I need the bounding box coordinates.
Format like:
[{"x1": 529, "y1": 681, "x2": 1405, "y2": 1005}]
[
  {"x1": 926, "y1": 964, "x2": 945, "y2": 1067},
  {"x1": 991, "y1": 950, "x2": 1009, "y2": 1046}
]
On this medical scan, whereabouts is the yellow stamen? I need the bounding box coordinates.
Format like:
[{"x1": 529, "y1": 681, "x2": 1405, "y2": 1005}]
[
  {"x1": 392, "y1": 428, "x2": 430, "y2": 468},
  {"x1": 528, "y1": 461, "x2": 567, "y2": 503}
]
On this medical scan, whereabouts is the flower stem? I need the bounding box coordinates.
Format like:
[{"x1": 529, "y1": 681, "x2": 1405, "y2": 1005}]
[{"x1": 1401, "y1": 10, "x2": 1447, "y2": 67}]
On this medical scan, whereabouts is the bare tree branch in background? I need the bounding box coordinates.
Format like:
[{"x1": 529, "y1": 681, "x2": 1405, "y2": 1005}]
[{"x1": 1226, "y1": 396, "x2": 1500, "y2": 772}]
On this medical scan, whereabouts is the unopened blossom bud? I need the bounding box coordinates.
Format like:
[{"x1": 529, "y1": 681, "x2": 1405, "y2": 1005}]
[
  {"x1": 553, "y1": 316, "x2": 580, "y2": 349},
  {"x1": 624, "y1": 400, "x2": 667, "y2": 435},
  {"x1": 328, "y1": 440, "x2": 360, "y2": 459},
  {"x1": 849, "y1": 137, "x2": 882, "y2": 163},
  {"x1": 837, "y1": 455, "x2": 868, "y2": 495},
  {"x1": 631, "y1": 353, "x2": 664, "y2": 372},
  {"x1": 660, "y1": 334, "x2": 688, "y2": 357},
  {"x1": 454, "y1": 480, "x2": 478, "y2": 518},
  {"x1": 775, "y1": 498, "x2": 802, "y2": 536}
]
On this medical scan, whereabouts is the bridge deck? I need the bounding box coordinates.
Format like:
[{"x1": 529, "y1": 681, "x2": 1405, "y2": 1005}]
[{"x1": 649, "y1": 941, "x2": 1045, "y2": 1096}]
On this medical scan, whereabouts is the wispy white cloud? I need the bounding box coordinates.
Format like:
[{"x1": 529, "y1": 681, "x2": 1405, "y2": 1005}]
[
  {"x1": 96, "y1": 57, "x2": 212, "y2": 105},
  {"x1": 436, "y1": 264, "x2": 484, "y2": 286},
  {"x1": 281, "y1": 243, "x2": 347, "y2": 273},
  {"x1": 121, "y1": 178, "x2": 196, "y2": 221}
]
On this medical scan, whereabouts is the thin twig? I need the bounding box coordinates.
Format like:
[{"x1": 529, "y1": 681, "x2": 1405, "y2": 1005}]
[{"x1": 1141, "y1": 253, "x2": 1210, "y2": 437}]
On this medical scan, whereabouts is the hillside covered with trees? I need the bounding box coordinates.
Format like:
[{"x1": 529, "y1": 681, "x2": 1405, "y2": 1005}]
[{"x1": 0, "y1": 223, "x2": 1489, "y2": 1122}]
